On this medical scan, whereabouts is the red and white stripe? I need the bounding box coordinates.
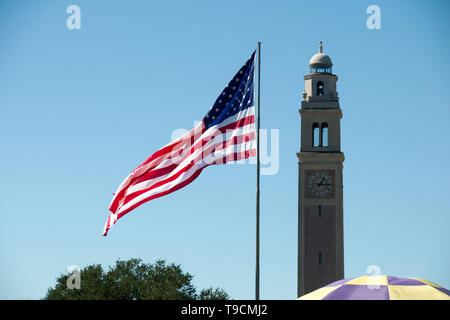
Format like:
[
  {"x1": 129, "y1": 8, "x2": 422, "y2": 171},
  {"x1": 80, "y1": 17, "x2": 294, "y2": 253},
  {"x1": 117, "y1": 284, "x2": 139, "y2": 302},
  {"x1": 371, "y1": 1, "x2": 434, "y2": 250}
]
[{"x1": 103, "y1": 106, "x2": 256, "y2": 236}]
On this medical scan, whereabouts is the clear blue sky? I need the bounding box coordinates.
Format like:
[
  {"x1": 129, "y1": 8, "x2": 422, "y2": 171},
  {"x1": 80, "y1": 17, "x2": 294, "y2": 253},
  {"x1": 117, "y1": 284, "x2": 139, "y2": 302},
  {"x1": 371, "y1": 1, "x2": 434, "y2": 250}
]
[{"x1": 1, "y1": 0, "x2": 449, "y2": 299}]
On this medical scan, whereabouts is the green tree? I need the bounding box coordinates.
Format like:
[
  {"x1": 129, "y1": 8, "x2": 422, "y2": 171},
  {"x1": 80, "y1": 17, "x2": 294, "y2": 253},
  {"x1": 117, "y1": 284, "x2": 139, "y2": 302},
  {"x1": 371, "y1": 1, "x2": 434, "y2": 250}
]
[
  {"x1": 197, "y1": 287, "x2": 230, "y2": 300},
  {"x1": 44, "y1": 258, "x2": 229, "y2": 300}
]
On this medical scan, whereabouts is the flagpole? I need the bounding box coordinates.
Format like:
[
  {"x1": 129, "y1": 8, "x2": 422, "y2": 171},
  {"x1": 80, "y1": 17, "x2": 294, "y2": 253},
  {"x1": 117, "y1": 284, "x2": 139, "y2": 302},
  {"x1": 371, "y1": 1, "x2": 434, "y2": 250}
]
[{"x1": 255, "y1": 41, "x2": 261, "y2": 301}]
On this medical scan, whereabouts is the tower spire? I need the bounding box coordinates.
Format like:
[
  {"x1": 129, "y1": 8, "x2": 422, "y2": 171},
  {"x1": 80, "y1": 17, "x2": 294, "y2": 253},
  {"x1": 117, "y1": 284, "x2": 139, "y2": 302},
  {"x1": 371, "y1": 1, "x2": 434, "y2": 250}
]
[{"x1": 319, "y1": 41, "x2": 323, "y2": 53}]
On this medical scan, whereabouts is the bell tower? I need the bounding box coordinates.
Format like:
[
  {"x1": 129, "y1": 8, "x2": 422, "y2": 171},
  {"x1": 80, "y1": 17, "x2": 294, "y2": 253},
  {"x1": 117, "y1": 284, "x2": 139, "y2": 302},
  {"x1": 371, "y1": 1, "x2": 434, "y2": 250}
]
[{"x1": 297, "y1": 42, "x2": 344, "y2": 297}]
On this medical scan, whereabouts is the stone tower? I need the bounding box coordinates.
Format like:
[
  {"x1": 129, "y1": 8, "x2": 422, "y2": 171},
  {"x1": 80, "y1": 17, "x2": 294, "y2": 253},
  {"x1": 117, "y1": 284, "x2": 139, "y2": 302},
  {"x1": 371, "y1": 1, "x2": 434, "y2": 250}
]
[{"x1": 297, "y1": 42, "x2": 344, "y2": 297}]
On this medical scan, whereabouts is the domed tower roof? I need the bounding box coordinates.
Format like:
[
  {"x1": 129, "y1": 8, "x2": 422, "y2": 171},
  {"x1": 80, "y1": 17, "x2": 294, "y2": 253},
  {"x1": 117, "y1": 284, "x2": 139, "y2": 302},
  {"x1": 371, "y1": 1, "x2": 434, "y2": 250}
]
[
  {"x1": 309, "y1": 53, "x2": 333, "y2": 67},
  {"x1": 309, "y1": 42, "x2": 333, "y2": 73}
]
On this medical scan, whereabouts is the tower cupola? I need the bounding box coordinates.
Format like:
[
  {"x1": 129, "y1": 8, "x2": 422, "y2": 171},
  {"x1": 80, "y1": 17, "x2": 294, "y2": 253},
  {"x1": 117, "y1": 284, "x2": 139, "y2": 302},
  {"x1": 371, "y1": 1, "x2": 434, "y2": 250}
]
[{"x1": 309, "y1": 41, "x2": 333, "y2": 74}]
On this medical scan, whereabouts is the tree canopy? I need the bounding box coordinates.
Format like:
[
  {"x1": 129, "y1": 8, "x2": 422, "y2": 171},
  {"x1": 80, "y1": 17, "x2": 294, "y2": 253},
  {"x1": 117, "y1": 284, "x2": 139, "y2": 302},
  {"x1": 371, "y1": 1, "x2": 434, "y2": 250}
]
[{"x1": 44, "y1": 258, "x2": 229, "y2": 300}]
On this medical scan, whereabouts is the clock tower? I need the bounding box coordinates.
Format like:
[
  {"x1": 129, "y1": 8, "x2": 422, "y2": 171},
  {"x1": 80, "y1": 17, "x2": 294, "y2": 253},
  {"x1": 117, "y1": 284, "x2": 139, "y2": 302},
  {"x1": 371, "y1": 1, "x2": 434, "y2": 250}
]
[{"x1": 297, "y1": 42, "x2": 344, "y2": 297}]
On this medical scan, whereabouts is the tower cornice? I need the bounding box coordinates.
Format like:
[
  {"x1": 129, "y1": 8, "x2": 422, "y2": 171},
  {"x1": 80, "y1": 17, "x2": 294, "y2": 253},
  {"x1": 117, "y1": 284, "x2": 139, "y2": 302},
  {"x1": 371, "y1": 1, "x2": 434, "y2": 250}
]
[
  {"x1": 304, "y1": 73, "x2": 338, "y2": 81},
  {"x1": 297, "y1": 152, "x2": 345, "y2": 163},
  {"x1": 299, "y1": 108, "x2": 342, "y2": 118}
]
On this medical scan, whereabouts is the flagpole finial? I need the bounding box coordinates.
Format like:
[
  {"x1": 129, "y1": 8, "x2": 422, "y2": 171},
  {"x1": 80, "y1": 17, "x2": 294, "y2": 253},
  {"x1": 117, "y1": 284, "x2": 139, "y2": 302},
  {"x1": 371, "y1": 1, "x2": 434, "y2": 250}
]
[{"x1": 319, "y1": 41, "x2": 323, "y2": 53}]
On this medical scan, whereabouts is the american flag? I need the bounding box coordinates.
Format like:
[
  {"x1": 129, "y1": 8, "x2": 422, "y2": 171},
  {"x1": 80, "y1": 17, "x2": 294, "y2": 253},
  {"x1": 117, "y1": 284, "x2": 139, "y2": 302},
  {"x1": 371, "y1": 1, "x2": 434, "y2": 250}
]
[{"x1": 103, "y1": 51, "x2": 256, "y2": 236}]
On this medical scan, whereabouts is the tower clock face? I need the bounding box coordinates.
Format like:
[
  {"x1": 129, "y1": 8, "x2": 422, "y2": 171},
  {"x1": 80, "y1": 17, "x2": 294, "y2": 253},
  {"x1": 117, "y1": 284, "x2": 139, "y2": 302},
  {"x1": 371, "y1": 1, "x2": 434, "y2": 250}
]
[{"x1": 307, "y1": 172, "x2": 333, "y2": 197}]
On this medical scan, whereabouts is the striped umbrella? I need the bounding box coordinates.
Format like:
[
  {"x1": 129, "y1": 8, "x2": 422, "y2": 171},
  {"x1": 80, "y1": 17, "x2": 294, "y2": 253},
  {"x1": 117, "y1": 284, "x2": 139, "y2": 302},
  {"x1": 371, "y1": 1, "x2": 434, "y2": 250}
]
[{"x1": 298, "y1": 275, "x2": 450, "y2": 300}]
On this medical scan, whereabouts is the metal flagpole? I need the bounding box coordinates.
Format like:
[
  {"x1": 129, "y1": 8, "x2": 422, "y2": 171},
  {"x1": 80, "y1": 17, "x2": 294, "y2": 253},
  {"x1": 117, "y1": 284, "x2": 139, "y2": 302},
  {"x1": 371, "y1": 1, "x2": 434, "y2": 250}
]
[{"x1": 255, "y1": 41, "x2": 261, "y2": 301}]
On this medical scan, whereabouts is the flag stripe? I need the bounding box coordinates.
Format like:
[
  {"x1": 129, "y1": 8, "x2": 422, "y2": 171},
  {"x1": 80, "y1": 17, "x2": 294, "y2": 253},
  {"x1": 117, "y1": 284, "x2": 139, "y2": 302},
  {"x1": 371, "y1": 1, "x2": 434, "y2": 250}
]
[
  {"x1": 128, "y1": 116, "x2": 255, "y2": 189},
  {"x1": 126, "y1": 129, "x2": 255, "y2": 197},
  {"x1": 118, "y1": 147, "x2": 255, "y2": 219},
  {"x1": 103, "y1": 147, "x2": 255, "y2": 236},
  {"x1": 120, "y1": 137, "x2": 256, "y2": 210},
  {"x1": 111, "y1": 112, "x2": 255, "y2": 211},
  {"x1": 109, "y1": 107, "x2": 254, "y2": 213},
  {"x1": 108, "y1": 124, "x2": 203, "y2": 210}
]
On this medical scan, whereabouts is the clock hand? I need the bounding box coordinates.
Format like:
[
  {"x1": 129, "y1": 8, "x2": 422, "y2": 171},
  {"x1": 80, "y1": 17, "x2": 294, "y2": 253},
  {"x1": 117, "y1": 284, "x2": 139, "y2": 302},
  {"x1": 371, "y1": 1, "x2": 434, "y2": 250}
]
[{"x1": 316, "y1": 178, "x2": 325, "y2": 187}]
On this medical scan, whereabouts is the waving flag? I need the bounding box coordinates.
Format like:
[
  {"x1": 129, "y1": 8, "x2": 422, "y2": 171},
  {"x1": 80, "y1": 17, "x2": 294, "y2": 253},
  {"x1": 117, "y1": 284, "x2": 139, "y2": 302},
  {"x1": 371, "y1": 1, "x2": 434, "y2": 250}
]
[{"x1": 103, "y1": 51, "x2": 256, "y2": 236}]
